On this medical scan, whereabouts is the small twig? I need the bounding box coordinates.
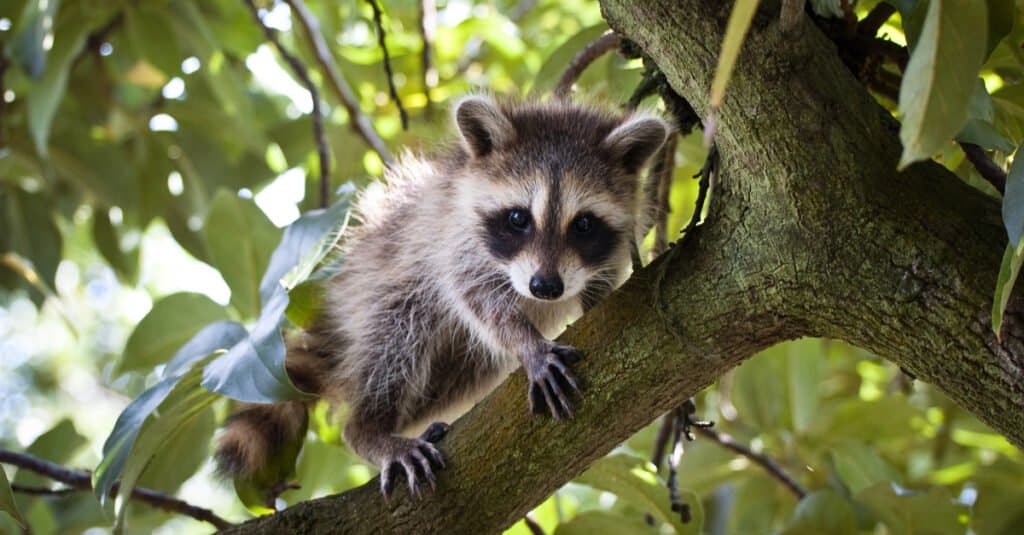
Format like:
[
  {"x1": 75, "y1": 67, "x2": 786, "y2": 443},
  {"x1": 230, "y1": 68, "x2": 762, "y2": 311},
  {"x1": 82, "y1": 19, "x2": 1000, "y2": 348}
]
[
  {"x1": 365, "y1": 0, "x2": 408, "y2": 131},
  {"x1": 419, "y1": 0, "x2": 437, "y2": 118},
  {"x1": 666, "y1": 407, "x2": 690, "y2": 523},
  {"x1": 960, "y1": 142, "x2": 1007, "y2": 195},
  {"x1": 692, "y1": 427, "x2": 807, "y2": 499},
  {"x1": 285, "y1": 0, "x2": 395, "y2": 166},
  {"x1": 779, "y1": 0, "x2": 804, "y2": 34},
  {"x1": 0, "y1": 449, "x2": 233, "y2": 529},
  {"x1": 554, "y1": 32, "x2": 622, "y2": 99},
  {"x1": 244, "y1": 0, "x2": 331, "y2": 208},
  {"x1": 651, "y1": 412, "x2": 676, "y2": 471},
  {"x1": 11, "y1": 484, "x2": 78, "y2": 496},
  {"x1": 682, "y1": 144, "x2": 717, "y2": 237}
]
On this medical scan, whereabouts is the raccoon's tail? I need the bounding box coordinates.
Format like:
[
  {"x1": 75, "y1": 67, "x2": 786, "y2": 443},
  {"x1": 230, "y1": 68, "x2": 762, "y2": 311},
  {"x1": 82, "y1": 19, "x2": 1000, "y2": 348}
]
[{"x1": 214, "y1": 333, "x2": 332, "y2": 481}]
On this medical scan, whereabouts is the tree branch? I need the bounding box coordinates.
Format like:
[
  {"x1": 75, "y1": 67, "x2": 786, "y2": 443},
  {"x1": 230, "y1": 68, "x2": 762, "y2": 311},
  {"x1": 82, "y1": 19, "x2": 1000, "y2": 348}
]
[
  {"x1": 554, "y1": 32, "x2": 622, "y2": 99},
  {"x1": 365, "y1": 0, "x2": 408, "y2": 130},
  {"x1": 693, "y1": 427, "x2": 807, "y2": 499},
  {"x1": 779, "y1": 0, "x2": 804, "y2": 34},
  {"x1": 960, "y1": 141, "x2": 1007, "y2": 195},
  {"x1": 222, "y1": 1, "x2": 1024, "y2": 531},
  {"x1": 243, "y1": 0, "x2": 331, "y2": 208},
  {"x1": 0, "y1": 449, "x2": 232, "y2": 530},
  {"x1": 285, "y1": 0, "x2": 395, "y2": 166},
  {"x1": 419, "y1": 0, "x2": 438, "y2": 118}
]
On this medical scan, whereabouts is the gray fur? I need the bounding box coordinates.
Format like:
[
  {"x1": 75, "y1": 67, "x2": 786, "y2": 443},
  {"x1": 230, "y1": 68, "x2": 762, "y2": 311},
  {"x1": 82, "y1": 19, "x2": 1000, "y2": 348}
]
[{"x1": 216, "y1": 96, "x2": 669, "y2": 498}]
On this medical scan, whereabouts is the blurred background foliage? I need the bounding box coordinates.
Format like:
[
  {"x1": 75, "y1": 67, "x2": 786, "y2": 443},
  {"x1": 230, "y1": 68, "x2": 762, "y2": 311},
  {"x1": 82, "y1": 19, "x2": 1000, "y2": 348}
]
[{"x1": 0, "y1": 0, "x2": 1022, "y2": 533}]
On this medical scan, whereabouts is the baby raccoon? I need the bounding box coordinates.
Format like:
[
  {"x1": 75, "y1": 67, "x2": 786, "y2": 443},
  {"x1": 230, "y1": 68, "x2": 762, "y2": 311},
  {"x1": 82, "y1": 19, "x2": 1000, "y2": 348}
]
[{"x1": 216, "y1": 95, "x2": 669, "y2": 499}]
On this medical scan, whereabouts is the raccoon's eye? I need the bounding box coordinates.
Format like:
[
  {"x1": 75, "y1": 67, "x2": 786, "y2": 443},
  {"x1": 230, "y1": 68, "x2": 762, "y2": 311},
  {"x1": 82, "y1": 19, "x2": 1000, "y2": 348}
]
[
  {"x1": 508, "y1": 208, "x2": 531, "y2": 231},
  {"x1": 572, "y1": 214, "x2": 593, "y2": 234}
]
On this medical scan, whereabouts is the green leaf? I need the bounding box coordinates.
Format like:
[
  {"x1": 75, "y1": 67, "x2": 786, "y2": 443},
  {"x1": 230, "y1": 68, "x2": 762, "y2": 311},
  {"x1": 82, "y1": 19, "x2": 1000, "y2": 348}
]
[
  {"x1": 119, "y1": 292, "x2": 229, "y2": 374},
  {"x1": 14, "y1": 419, "x2": 86, "y2": 488},
  {"x1": 731, "y1": 345, "x2": 787, "y2": 430},
  {"x1": 259, "y1": 196, "x2": 352, "y2": 305},
  {"x1": 92, "y1": 207, "x2": 140, "y2": 283},
  {"x1": 957, "y1": 81, "x2": 1015, "y2": 152},
  {"x1": 0, "y1": 467, "x2": 26, "y2": 530},
  {"x1": 710, "y1": 0, "x2": 760, "y2": 108},
  {"x1": 991, "y1": 240, "x2": 1024, "y2": 338},
  {"x1": 203, "y1": 190, "x2": 281, "y2": 319},
  {"x1": 285, "y1": 279, "x2": 325, "y2": 330},
  {"x1": 137, "y1": 407, "x2": 215, "y2": 494},
  {"x1": 786, "y1": 338, "x2": 821, "y2": 433},
  {"x1": 111, "y1": 366, "x2": 219, "y2": 530},
  {"x1": 1003, "y1": 140, "x2": 1024, "y2": 245},
  {"x1": 9, "y1": 0, "x2": 60, "y2": 78},
  {"x1": 830, "y1": 439, "x2": 902, "y2": 494},
  {"x1": 576, "y1": 454, "x2": 702, "y2": 534},
  {"x1": 782, "y1": 490, "x2": 857, "y2": 535},
  {"x1": 986, "y1": 0, "x2": 1014, "y2": 58},
  {"x1": 1, "y1": 187, "x2": 63, "y2": 290},
  {"x1": 554, "y1": 511, "x2": 658, "y2": 535},
  {"x1": 95, "y1": 320, "x2": 243, "y2": 525},
  {"x1": 897, "y1": 0, "x2": 988, "y2": 168},
  {"x1": 123, "y1": 4, "x2": 182, "y2": 75},
  {"x1": 202, "y1": 285, "x2": 308, "y2": 402},
  {"x1": 26, "y1": 5, "x2": 104, "y2": 155},
  {"x1": 856, "y1": 483, "x2": 968, "y2": 535}
]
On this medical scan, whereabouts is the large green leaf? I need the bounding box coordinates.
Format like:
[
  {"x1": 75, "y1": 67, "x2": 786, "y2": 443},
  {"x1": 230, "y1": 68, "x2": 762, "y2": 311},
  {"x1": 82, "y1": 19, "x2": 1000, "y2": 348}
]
[
  {"x1": 14, "y1": 419, "x2": 86, "y2": 488},
  {"x1": 856, "y1": 483, "x2": 968, "y2": 535},
  {"x1": 830, "y1": 439, "x2": 902, "y2": 494},
  {"x1": 119, "y1": 292, "x2": 229, "y2": 374},
  {"x1": 957, "y1": 81, "x2": 1015, "y2": 153},
  {"x1": 259, "y1": 196, "x2": 352, "y2": 306},
  {"x1": 554, "y1": 511, "x2": 657, "y2": 534},
  {"x1": 203, "y1": 190, "x2": 281, "y2": 319},
  {"x1": 136, "y1": 407, "x2": 215, "y2": 494},
  {"x1": 1, "y1": 187, "x2": 63, "y2": 290},
  {"x1": 123, "y1": 4, "x2": 182, "y2": 76},
  {"x1": 991, "y1": 240, "x2": 1024, "y2": 338},
  {"x1": 576, "y1": 454, "x2": 702, "y2": 534},
  {"x1": 786, "y1": 338, "x2": 820, "y2": 433},
  {"x1": 0, "y1": 468, "x2": 25, "y2": 530},
  {"x1": 985, "y1": 0, "x2": 1015, "y2": 58},
  {"x1": 202, "y1": 284, "x2": 307, "y2": 402},
  {"x1": 897, "y1": 0, "x2": 987, "y2": 168},
  {"x1": 96, "y1": 321, "x2": 248, "y2": 509},
  {"x1": 781, "y1": 490, "x2": 857, "y2": 535},
  {"x1": 92, "y1": 207, "x2": 140, "y2": 283},
  {"x1": 1002, "y1": 141, "x2": 1024, "y2": 244},
  {"x1": 9, "y1": 0, "x2": 60, "y2": 78},
  {"x1": 25, "y1": 4, "x2": 106, "y2": 155},
  {"x1": 731, "y1": 344, "x2": 787, "y2": 430}
]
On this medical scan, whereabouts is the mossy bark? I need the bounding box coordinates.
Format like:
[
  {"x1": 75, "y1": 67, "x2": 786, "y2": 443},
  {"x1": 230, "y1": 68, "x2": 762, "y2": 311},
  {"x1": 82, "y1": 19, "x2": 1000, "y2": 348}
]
[{"x1": 223, "y1": 1, "x2": 1024, "y2": 533}]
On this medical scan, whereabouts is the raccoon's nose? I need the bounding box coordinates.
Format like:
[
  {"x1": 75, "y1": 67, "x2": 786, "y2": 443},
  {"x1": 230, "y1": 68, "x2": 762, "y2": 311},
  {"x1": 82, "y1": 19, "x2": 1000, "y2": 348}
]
[{"x1": 529, "y1": 275, "x2": 564, "y2": 300}]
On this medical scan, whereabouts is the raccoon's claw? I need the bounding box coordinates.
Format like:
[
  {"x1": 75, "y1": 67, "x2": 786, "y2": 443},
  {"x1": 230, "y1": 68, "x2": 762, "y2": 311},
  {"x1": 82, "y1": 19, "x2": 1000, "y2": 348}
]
[
  {"x1": 527, "y1": 344, "x2": 583, "y2": 420},
  {"x1": 380, "y1": 437, "x2": 446, "y2": 500}
]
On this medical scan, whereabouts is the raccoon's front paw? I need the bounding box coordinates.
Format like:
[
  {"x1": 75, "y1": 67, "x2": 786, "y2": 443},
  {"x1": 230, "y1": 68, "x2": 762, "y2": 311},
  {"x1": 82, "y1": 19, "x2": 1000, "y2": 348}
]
[
  {"x1": 379, "y1": 431, "x2": 446, "y2": 499},
  {"x1": 526, "y1": 343, "x2": 583, "y2": 420}
]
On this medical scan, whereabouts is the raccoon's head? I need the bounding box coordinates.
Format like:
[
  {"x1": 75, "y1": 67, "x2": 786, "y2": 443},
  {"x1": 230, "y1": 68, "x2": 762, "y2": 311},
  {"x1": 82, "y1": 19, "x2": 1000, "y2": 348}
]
[{"x1": 454, "y1": 95, "x2": 669, "y2": 303}]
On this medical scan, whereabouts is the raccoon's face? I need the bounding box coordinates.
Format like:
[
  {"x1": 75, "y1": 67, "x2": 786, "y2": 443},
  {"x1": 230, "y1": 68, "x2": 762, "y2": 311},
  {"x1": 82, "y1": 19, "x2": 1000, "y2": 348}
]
[{"x1": 454, "y1": 96, "x2": 669, "y2": 303}]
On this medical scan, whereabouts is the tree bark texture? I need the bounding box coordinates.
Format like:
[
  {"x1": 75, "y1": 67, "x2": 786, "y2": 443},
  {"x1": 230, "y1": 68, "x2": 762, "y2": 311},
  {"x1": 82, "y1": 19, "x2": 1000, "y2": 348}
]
[{"x1": 223, "y1": 1, "x2": 1024, "y2": 532}]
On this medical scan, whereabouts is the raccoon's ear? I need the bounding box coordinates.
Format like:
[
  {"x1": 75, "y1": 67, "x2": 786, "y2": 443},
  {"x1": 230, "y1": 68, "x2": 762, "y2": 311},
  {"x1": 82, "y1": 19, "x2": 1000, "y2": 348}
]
[
  {"x1": 455, "y1": 96, "x2": 514, "y2": 158},
  {"x1": 601, "y1": 115, "x2": 670, "y2": 173}
]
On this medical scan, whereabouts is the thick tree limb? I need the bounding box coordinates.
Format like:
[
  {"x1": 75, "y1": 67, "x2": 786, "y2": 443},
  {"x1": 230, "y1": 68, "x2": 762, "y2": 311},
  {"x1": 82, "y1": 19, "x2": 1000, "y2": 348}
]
[
  {"x1": 0, "y1": 449, "x2": 232, "y2": 530},
  {"x1": 223, "y1": 1, "x2": 1024, "y2": 532}
]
